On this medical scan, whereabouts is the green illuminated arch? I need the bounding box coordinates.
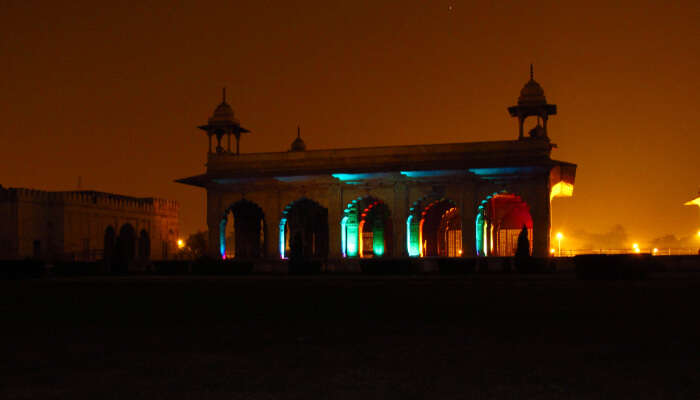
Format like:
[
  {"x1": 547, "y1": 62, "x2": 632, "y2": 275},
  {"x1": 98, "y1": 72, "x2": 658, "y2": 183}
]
[
  {"x1": 407, "y1": 197, "x2": 461, "y2": 257},
  {"x1": 341, "y1": 196, "x2": 392, "y2": 258}
]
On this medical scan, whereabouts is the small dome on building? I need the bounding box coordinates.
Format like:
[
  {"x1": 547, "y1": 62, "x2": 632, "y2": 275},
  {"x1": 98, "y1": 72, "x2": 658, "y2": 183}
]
[
  {"x1": 518, "y1": 79, "x2": 546, "y2": 105},
  {"x1": 517, "y1": 65, "x2": 547, "y2": 105},
  {"x1": 290, "y1": 126, "x2": 306, "y2": 152},
  {"x1": 207, "y1": 88, "x2": 238, "y2": 126},
  {"x1": 208, "y1": 101, "x2": 236, "y2": 125}
]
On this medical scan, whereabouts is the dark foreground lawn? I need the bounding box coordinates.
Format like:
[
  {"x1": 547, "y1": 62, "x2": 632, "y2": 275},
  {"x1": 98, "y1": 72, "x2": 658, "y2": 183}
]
[{"x1": 2, "y1": 274, "x2": 700, "y2": 399}]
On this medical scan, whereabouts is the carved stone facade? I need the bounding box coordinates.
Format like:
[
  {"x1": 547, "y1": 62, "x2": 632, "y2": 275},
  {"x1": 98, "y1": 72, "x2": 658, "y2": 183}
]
[
  {"x1": 178, "y1": 73, "x2": 576, "y2": 261},
  {"x1": 0, "y1": 187, "x2": 179, "y2": 266}
]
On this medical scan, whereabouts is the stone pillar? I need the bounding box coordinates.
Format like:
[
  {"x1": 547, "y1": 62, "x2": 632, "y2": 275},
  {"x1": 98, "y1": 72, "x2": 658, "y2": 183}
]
[
  {"x1": 460, "y1": 183, "x2": 477, "y2": 257},
  {"x1": 327, "y1": 183, "x2": 343, "y2": 260},
  {"x1": 260, "y1": 193, "x2": 282, "y2": 260},
  {"x1": 529, "y1": 176, "x2": 551, "y2": 258},
  {"x1": 518, "y1": 116, "x2": 524, "y2": 140},
  {"x1": 206, "y1": 189, "x2": 223, "y2": 259},
  {"x1": 392, "y1": 182, "x2": 408, "y2": 257}
]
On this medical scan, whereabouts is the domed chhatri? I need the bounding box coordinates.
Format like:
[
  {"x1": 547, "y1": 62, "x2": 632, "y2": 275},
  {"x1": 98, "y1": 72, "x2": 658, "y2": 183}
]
[
  {"x1": 290, "y1": 126, "x2": 306, "y2": 152},
  {"x1": 209, "y1": 101, "x2": 235, "y2": 125},
  {"x1": 518, "y1": 66, "x2": 547, "y2": 105},
  {"x1": 198, "y1": 88, "x2": 250, "y2": 155},
  {"x1": 508, "y1": 65, "x2": 557, "y2": 141}
]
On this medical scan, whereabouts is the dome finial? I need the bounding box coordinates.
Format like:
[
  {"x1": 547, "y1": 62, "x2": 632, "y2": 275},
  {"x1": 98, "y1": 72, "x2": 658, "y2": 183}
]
[
  {"x1": 290, "y1": 125, "x2": 306, "y2": 151},
  {"x1": 530, "y1": 64, "x2": 533, "y2": 80},
  {"x1": 222, "y1": 87, "x2": 226, "y2": 103}
]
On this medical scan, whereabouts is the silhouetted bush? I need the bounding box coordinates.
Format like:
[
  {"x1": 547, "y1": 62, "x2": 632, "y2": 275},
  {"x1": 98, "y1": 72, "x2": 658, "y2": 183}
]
[
  {"x1": 288, "y1": 259, "x2": 322, "y2": 275},
  {"x1": 52, "y1": 261, "x2": 103, "y2": 276},
  {"x1": 574, "y1": 254, "x2": 656, "y2": 280},
  {"x1": 360, "y1": 258, "x2": 418, "y2": 275},
  {"x1": 477, "y1": 258, "x2": 489, "y2": 273},
  {"x1": 153, "y1": 260, "x2": 192, "y2": 275},
  {"x1": 192, "y1": 257, "x2": 253, "y2": 275},
  {"x1": 437, "y1": 258, "x2": 476, "y2": 274},
  {"x1": 501, "y1": 257, "x2": 513, "y2": 273},
  {"x1": 516, "y1": 257, "x2": 553, "y2": 273},
  {"x1": 0, "y1": 259, "x2": 46, "y2": 279}
]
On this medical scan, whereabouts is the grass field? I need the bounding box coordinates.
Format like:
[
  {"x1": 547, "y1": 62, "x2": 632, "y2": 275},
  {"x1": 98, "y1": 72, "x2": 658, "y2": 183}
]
[{"x1": 2, "y1": 274, "x2": 700, "y2": 399}]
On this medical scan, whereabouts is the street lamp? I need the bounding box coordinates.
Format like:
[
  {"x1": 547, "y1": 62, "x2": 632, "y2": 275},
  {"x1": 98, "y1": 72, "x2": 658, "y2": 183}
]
[{"x1": 556, "y1": 232, "x2": 563, "y2": 257}]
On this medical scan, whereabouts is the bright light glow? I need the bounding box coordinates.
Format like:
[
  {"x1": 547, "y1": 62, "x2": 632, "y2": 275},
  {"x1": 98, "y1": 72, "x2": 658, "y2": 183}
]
[
  {"x1": 341, "y1": 216, "x2": 348, "y2": 258},
  {"x1": 373, "y1": 220, "x2": 385, "y2": 257},
  {"x1": 475, "y1": 212, "x2": 484, "y2": 256},
  {"x1": 550, "y1": 248, "x2": 556, "y2": 254},
  {"x1": 219, "y1": 219, "x2": 227, "y2": 259},
  {"x1": 419, "y1": 217, "x2": 425, "y2": 257},
  {"x1": 407, "y1": 215, "x2": 421, "y2": 257},
  {"x1": 685, "y1": 197, "x2": 700, "y2": 207},
  {"x1": 458, "y1": 249, "x2": 463, "y2": 256},
  {"x1": 550, "y1": 181, "x2": 574, "y2": 200},
  {"x1": 358, "y1": 220, "x2": 365, "y2": 258},
  {"x1": 633, "y1": 243, "x2": 640, "y2": 253},
  {"x1": 279, "y1": 220, "x2": 286, "y2": 259},
  {"x1": 697, "y1": 230, "x2": 700, "y2": 237},
  {"x1": 556, "y1": 232, "x2": 563, "y2": 240},
  {"x1": 653, "y1": 248, "x2": 659, "y2": 255},
  {"x1": 177, "y1": 239, "x2": 185, "y2": 249}
]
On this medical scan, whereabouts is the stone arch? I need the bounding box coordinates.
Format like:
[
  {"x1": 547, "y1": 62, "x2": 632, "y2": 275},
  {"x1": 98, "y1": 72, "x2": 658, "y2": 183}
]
[
  {"x1": 279, "y1": 197, "x2": 328, "y2": 259},
  {"x1": 476, "y1": 191, "x2": 533, "y2": 257},
  {"x1": 138, "y1": 229, "x2": 150, "y2": 261},
  {"x1": 341, "y1": 196, "x2": 393, "y2": 258},
  {"x1": 407, "y1": 196, "x2": 462, "y2": 257},
  {"x1": 220, "y1": 199, "x2": 265, "y2": 259},
  {"x1": 115, "y1": 223, "x2": 136, "y2": 272},
  {"x1": 103, "y1": 225, "x2": 115, "y2": 266}
]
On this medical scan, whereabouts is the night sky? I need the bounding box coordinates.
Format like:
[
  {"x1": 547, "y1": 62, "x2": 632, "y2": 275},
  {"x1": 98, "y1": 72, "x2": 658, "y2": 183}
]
[{"x1": 2, "y1": 1, "x2": 699, "y2": 249}]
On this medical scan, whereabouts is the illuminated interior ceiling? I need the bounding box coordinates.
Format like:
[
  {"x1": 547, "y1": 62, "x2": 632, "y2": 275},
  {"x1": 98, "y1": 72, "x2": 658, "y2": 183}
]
[
  {"x1": 550, "y1": 181, "x2": 574, "y2": 200},
  {"x1": 685, "y1": 196, "x2": 700, "y2": 207},
  {"x1": 332, "y1": 173, "x2": 397, "y2": 183}
]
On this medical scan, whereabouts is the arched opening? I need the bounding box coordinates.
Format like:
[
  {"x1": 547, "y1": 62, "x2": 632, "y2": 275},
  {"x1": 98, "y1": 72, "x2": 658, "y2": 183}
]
[
  {"x1": 138, "y1": 230, "x2": 150, "y2": 261},
  {"x1": 475, "y1": 192, "x2": 533, "y2": 257},
  {"x1": 115, "y1": 224, "x2": 136, "y2": 272},
  {"x1": 407, "y1": 198, "x2": 462, "y2": 257},
  {"x1": 220, "y1": 199, "x2": 265, "y2": 259},
  {"x1": 342, "y1": 196, "x2": 392, "y2": 258},
  {"x1": 104, "y1": 226, "x2": 115, "y2": 265},
  {"x1": 279, "y1": 198, "x2": 328, "y2": 259}
]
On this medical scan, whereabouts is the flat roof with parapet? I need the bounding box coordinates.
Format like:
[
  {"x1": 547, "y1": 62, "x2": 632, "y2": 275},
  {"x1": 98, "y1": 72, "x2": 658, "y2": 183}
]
[{"x1": 176, "y1": 139, "x2": 576, "y2": 188}]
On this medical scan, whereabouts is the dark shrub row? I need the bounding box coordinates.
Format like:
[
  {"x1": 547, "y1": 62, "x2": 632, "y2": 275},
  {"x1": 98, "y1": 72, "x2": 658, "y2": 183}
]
[
  {"x1": 189, "y1": 258, "x2": 254, "y2": 275},
  {"x1": 437, "y1": 258, "x2": 477, "y2": 274},
  {"x1": 0, "y1": 259, "x2": 46, "y2": 279},
  {"x1": 288, "y1": 259, "x2": 323, "y2": 275},
  {"x1": 52, "y1": 262, "x2": 104, "y2": 276},
  {"x1": 359, "y1": 258, "x2": 421, "y2": 275},
  {"x1": 574, "y1": 254, "x2": 663, "y2": 280}
]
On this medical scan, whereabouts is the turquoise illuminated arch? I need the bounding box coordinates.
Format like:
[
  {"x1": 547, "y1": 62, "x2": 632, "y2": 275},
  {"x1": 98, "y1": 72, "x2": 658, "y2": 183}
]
[
  {"x1": 278, "y1": 197, "x2": 328, "y2": 259},
  {"x1": 219, "y1": 199, "x2": 265, "y2": 260},
  {"x1": 406, "y1": 196, "x2": 459, "y2": 257}
]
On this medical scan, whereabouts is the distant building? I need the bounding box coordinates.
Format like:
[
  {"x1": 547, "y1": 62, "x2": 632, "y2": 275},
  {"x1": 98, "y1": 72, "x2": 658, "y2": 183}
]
[
  {"x1": 178, "y1": 68, "x2": 576, "y2": 261},
  {"x1": 0, "y1": 186, "x2": 179, "y2": 268}
]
